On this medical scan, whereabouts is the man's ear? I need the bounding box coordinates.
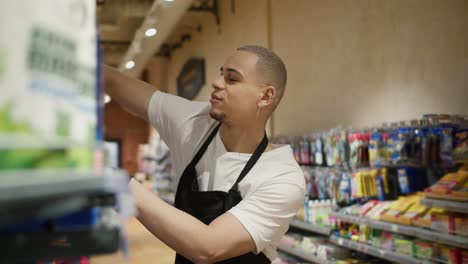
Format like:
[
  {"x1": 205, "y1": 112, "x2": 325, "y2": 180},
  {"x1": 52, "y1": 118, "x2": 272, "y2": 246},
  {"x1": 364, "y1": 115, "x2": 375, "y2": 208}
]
[{"x1": 258, "y1": 86, "x2": 276, "y2": 108}]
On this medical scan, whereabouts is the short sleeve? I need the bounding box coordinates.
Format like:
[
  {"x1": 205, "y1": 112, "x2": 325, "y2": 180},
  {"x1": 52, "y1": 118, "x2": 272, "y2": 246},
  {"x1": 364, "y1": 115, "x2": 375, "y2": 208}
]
[
  {"x1": 228, "y1": 177, "x2": 305, "y2": 254},
  {"x1": 147, "y1": 91, "x2": 216, "y2": 178}
]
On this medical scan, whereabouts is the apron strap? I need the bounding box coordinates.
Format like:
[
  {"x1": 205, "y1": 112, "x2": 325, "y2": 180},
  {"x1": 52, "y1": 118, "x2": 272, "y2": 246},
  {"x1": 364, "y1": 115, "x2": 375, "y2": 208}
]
[
  {"x1": 189, "y1": 123, "x2": 222, "y2": 168},
  {"x1": 230, "y1": 132, "x2": 269, "y2": 191}
]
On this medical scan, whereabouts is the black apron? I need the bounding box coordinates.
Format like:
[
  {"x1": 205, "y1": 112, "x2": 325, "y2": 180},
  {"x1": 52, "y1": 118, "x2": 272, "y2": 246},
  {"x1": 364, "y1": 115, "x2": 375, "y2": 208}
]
[{"x1": 174, "y1": 124, "x2": 271, "y2": 264}]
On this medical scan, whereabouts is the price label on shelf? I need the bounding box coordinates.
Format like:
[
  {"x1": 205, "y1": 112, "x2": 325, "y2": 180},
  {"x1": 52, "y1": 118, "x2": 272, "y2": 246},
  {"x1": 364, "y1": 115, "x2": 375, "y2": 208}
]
[
  {"x1": 338, "y1": 238, "x2": 344, "y2": 246},
  {"x1": 379, "y1": 249, "x2": 385, "y2": 257},
  {"x1": 391, "y1": 224, "x2": 399, "y2": 232}
]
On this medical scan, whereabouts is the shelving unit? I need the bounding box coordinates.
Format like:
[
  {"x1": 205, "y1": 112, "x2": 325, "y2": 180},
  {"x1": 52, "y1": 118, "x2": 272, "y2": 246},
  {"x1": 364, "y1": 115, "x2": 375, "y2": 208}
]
[
  {"x1": 330, "y1": 212, "x2": 468, "y2": 249},
  {"x1": 420, "y1": 197, "x2": 468, "y2": 214},
  {"x1": 0, "y1": 169, "x2": 129, "y2": 228},
  {"x1": 277, "y1": 244, "x2": 333, "y2": 264},
  {"x1": 289, "y1": 219, "x2": 332, "y2": 236},
  {"x1": 329, "y1": 236, "x2": 431, "y2": 264},
  {"x1": 0, "y1": 170, "x2": 131, "y2": 262}
]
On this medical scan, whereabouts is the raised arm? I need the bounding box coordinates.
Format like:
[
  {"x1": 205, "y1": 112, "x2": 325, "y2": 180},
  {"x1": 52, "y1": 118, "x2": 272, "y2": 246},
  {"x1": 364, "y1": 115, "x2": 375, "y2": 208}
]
[{"x1": 103, "y1": 65, "x2": 157, "y2": 120}]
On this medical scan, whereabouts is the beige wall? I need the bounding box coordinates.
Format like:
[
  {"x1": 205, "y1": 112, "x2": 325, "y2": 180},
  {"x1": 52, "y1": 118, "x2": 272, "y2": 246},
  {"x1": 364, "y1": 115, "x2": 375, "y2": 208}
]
[
  {"x1": 159, "y1": 0, "x2": 468, "y2": 136},
  {"x1": 166, "y1": 0, "x2": 269, "y2": 100},
  {"x1": 272, "y1": 0, "x2": 468, "y2": 135}
]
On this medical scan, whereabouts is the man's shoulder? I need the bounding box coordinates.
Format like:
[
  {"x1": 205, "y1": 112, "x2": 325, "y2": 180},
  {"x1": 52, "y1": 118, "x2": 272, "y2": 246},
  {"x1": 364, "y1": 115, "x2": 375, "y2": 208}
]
[{"x1": 255, "y1": 147, "x2": 305, "y2": 187}]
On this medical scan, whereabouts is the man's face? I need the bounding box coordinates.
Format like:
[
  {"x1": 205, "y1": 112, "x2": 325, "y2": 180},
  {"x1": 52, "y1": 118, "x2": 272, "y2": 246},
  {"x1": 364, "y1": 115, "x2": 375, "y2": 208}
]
[{"x1": 210, "y1": 50, "x2": 264, "y2": 123}]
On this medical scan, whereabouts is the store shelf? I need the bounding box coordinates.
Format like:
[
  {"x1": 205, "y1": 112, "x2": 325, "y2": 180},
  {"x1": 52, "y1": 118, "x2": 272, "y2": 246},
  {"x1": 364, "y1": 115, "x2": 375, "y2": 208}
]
[
  {"x1": 0, "y1": 169, "x2": 129, "y2": 228},
  {"x1": 278, "y1": 244, "x2": 332, "y2": 264},
  {"x1": 0, "y1": 225, "x2": 120, "y2": 262},
  {"x1": 289, "y1": 219, "x2": 332, "y2": 235},
  {"x1": 420, "y1": 197, "x2": 468, "y2": 214},
  {"x1": 330, "y1": 212, "x2": 468, "y2": 249},
  {"x1": 329, "y1": 236, "x2": 431, "y2": 264},
  {"x1": 0, "y1": 169, "x2": 128, "y2": 203}
]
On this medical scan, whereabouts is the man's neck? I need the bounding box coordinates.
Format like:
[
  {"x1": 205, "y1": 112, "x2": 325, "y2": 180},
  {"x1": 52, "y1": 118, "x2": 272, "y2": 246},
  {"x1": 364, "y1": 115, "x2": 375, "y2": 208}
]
[{"x1": 219, "y1": 122, "x2": 270, "y2": 154}]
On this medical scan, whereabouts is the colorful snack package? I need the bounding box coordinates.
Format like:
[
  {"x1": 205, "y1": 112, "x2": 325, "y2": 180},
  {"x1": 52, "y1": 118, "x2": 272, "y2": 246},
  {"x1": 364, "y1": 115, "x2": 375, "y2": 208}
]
[
  {"x1": 394, "y1": 236, "x2": 416, "y2": 257},
  {"x1": 381, "y1": 196, "x2": 418, "y2": 223},
  {"x1": 398, "y1": 195, "x2": 429, "y2": 225},
  {"x1": 454, "y1": 214, "x2": 468, "y2": 237},
  {"x1": 431, "y1": 211, "x2": 456, "y2": 235},
  {"x1": 366, "y1": 201, "x2": 393, "y2": 220},
  {"x1": 414, "y1": 240, "x2": 436, "y2": 260},
  {"x1": 425, "y1": 172, "x2": 467, "y2": 195},
  {"x1": 437, "y1": 245, "x2": 461, "y2": 264},
  {"x1": 412, "y1": 207, "x2": 445, "y2": 228}
]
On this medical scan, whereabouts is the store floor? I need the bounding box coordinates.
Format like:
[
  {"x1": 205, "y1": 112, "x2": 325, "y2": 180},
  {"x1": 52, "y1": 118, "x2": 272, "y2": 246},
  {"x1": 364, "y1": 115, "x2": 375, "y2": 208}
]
[{"x1": 92, "y1": 218, "x2": 175, "y2": 264}]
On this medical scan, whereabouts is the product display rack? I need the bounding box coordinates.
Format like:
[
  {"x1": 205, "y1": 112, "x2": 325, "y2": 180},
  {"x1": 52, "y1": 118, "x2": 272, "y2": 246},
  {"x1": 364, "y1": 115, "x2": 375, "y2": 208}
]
[
  {"x1": 277, "y1": 244, "x2": 334, "y2": 264},
  {"x1": 329, "y1": 236, "x2": 432, "y2": 264},
  {"x1": 289, "y1": 219, "x2": 333, "y2": 236},
  {"x1": 0, "y1": 170, "x2": 131, "y2": 262},
  {"x1": 1, "y1": 223, "x2": 120, "y2": 263},
  {"x1": 420, "y1": 197, "x2": 468, "y2": 214},
  {"x1": 330, "y1": 212, "x2": 468, "y2": 249}
]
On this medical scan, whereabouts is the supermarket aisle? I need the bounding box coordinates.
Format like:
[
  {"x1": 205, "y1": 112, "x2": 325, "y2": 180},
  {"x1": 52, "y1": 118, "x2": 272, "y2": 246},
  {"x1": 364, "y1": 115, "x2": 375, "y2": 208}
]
[{"x1": 92, "y1": 218, "x2": 175, "y2": 264}]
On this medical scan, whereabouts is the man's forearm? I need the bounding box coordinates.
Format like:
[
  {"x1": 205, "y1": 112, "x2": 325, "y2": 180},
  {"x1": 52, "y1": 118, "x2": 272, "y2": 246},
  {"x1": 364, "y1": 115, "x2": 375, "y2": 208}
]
[
  {"x1": 103, "y1": 65, "x2": 156, "y2": 120},
  {"x1": 129, "y1": 179, "x2": 217, "y2": 263}
]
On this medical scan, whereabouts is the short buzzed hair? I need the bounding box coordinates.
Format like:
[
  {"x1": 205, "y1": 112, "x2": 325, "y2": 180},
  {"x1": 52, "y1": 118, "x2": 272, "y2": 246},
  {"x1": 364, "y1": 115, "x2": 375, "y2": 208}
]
[{"x1": 237, "y1": 45, "x2": 287, "y2": 108}]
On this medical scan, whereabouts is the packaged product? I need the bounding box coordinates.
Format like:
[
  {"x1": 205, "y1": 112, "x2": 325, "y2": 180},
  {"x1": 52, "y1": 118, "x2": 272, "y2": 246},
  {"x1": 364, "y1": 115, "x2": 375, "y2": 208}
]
[
  {"x1": 412, "y1": 207, "x2": 445, "y2": 228},
  {"x1": 397, "y1": 166, "x2": 428, "y2": 194},
  {"x1": 462, "y1": 249, "x2": 468, "y2": 264},
  {"x1": 340, "y1": 204, "x2": 361, "y2": 216},
  {"x1": 437, "y1": 245, "x2": 461, "y2": 264},
  {"x1": 0, "y1": 0, "x2": 97, "y2": 171},
  {"x1": 349, "y1": 132, "x2": 359, "y2": 168},
  {"x1": 453, "y1": 129, "x2": 468, "y2": 160},
  {"x1": 338, "y1": 172, "x2": 351, "y2": 204},
  {"x1": 369, "y1": 131, "x2": 383, "y2": 168},
  {"x1": 421, "y1": 125, "x2": 432, "y2": 167},
  {"x1": 376, "y1": 168, "x2": 390, "y2": 200},
  {"x1": 431, "y1": 211, "x2": 456, "y2": 235},
  {"x1": 325, "y1": 131, "x2": 338, "y2": 166},
  {"x1": 381, "y1": 196, "x2": 418, "y2": 223},
  {"x1": 308, "y1": 134, "x2": 316, "y2": 165},
  {"x1": 414, "y1": 240, "x2": 436, "y2": 260},
  {"x1": 358, "y1": 133, "x2": 370, "y2": 167},
  {"x1": 440, "y1": 125, "x2": 455, "y2": 168},
  {"x1": 454, "y1": 214, "x2": 468, "y2": 237},
  {"x1": 366, "y1": 201, "x2": 393, "y2": 220},
  {"x1": 338, "y1": 130, "x2": 350, "y2": 167},
  {"x1": 392, "y1": 127, "x2": 411, "y2": 164},
  {"x1": 398, "y1": 195, "x2": 429, "y2": 225},
  {"x1": 315, "y1": 135, "x2": 325, "y2": 166},
  {"x1": 369, "y1": 229, "x2": 383, "y2": 248},
  {"x1": 393, "y1": 236, "x2": 416, "y2": 257},
  {"x1": 299, "y1": 136, "x2": 311, "y2": 165},
  {"x1": 451, "y1": 181, "x2": 468, "y2": 200},
  {"x1": 425, "y1": 172, "x2": 467, "y2": 196},
  {"x1": 358, "y1": 200, "x2": 378, "y2": 216},
  {"x1": 381, "y1": 231, "x2": 394, "y2": 252},
  {"x1": 358, "y1": 225, "x2": 370, "y2": 243}
]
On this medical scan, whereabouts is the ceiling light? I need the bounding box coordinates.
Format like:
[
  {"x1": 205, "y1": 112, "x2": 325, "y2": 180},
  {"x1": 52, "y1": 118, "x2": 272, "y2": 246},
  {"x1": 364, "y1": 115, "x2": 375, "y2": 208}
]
[
  {"x1": 145, "y1": 28, "x2": 157, "y2": 37},
  {"x1": 104, "y1": 94, "x2": 111, "y2": 104},
  {"x1": 164, "y1": 0, "x2": 175, "y2": 2},
  {"x1": 125, "y1": 60, "x2": 135, "y2": 69}
]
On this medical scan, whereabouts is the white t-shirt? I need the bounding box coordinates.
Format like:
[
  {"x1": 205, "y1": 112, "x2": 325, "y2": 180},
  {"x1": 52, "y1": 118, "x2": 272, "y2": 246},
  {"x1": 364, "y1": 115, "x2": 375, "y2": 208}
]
[{"x1": 148, "y1": 91, "x2": 305, "y2": 262}]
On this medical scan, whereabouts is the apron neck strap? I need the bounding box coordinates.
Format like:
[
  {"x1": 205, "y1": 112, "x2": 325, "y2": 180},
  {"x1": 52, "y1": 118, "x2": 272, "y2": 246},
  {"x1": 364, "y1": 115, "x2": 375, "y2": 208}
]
[
  {"x1": 231, "y1": 132, "x2": 269, "y2": 191},
  {"x1": 189, "y1": 123, "x2": 221, "y2": 168}
]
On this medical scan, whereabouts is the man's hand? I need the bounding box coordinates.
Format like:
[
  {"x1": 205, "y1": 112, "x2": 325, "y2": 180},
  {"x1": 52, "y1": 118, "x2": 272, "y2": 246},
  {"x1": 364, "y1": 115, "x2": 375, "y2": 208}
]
[
  {"x1": 103, "y1": 65, "x2": 157, "y2": 120},
  {"x1": 129, "y1": 179, "x2": 257, "y2": 263}
]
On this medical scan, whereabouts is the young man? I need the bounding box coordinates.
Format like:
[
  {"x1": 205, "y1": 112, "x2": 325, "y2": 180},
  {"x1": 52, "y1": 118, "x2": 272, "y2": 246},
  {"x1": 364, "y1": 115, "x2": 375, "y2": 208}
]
[{"x1": 104, "y1": 45, "x2": 305, "y2": 263}]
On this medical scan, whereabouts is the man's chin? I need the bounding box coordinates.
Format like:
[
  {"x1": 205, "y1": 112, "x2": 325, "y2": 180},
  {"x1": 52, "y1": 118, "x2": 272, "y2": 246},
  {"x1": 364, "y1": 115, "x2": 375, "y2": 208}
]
[{"x1": 210, "y1": 111, "x2": 226, "y2": 122}]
